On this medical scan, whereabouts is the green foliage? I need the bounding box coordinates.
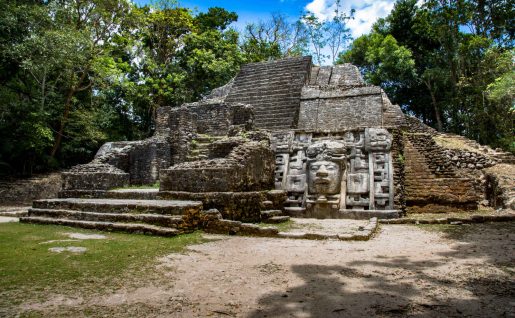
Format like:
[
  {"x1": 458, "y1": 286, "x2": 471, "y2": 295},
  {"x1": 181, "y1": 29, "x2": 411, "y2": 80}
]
[
  {"x1": 241, "y1": 13, "x2": 309, "y2": 63},
  {"x1": 0, "y1": 0, "x2": 246, "y2": 176},
  {"x1": 302, "y1": 0, "x2": 354, "y2": 65},
  {"x1": 195, "y1": 7, "x2": 238, "y2": 32},
  {"x1": 338, "y1": 33, "x2": 416, "y2": 98},
  {"x1": 0, "y1": 0, "x2": 513, "y2": 176},
  {"x1": 341, "y1": 0, "x2": 514, "y2": 152},
  {"x1": 397, "y1": 154, "x2": 405, "y2": 165},
  {"x1": 0, "y1": 223, "x2": 204, "y2": 311}
]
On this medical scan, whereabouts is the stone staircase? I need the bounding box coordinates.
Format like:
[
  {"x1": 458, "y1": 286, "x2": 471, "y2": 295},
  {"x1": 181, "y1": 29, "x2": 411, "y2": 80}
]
[
  {"x1": 492, "y1": 152, "x2": 515, "y2": 164},
  {"x1": 225, "y1": 56, "x2": 311, "y2": 131},
  {"x1": 260, "y1": 199, "x2": 290, "y2": 223},
  {"x1": 20, "y1": 198, "x2": 203, "y2": 236},
  {"x1": 404, "y1": 138, "x2": 478, "y2": 212},
  {"x1": 186, "y1": 135, "x2": 224, "y2": 162}
]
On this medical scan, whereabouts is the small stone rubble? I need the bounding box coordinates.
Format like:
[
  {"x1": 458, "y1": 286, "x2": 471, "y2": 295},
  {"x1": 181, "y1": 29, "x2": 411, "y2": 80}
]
[{"x1": 443, "y1": 148, "x2": 496, "y2": 170}]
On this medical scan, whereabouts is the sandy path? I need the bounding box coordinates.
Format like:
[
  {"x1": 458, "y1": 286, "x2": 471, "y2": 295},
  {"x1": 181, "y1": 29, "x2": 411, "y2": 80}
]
[{"x1": 81, "y1": 224, "x2": 513, "y2": 317}]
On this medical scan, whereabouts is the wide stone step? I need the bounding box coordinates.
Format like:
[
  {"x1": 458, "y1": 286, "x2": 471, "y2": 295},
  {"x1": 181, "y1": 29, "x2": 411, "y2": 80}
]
[
  {"x1": 231, "y1": 76, "x2": 296, "y2": 87},
  {"x1": 234, "y1": 73, "x2": 299, "y2": 84},
  {"x1": 231, "y1": 80, "x2": 303, "y2": 92},
  {"x1": 20, "y1": 217, "x2": 179, "y2": 237},
  {"x1": 255, "y1": 113, "x2": 296, "y2": 120},
  {"x1": 240, "y1": 62, "x2": 310, "y2": 73},
  {"x1": 239, "y1": 60, "x2": 310, "y2": 75},
  {"x1": 194, "y1": 143, "x2": 211, "y2": 149},
  {"x1": 252, "y1": 104, "x2": 298, "y2": 113},
  {"x1": 32, "y1": 198, "x2": 202, "y2": 215},
  {"x1": 255, "y1": 123, "x2": 294, "y2": 130},
  {"x1": 254, "y1": 118, "x2": 295, "y2": 126},
  {"x1": 28, "y1": 208, "x2": 183, "y2": 227},
  {"x1": 104, "y1": 188, "x2": 159, "y2": 200},
  {"x1": 227, "y1": 92, "x2": 299, "y2": 100},
  {"x1": 228, "y1": 87, "x2": 297, "y2": 96},
  {"x1": 228, "y1": 96, "x2": 299, "y2": 107},
  {"x1": 260, "y1": 209, "x2": 283, "y2": 219},
  {"x1": 263, "y1": 216, "x2": 290, "y2": 224},
  {"x1": 186, "y1": 154, "x2": 208, "y2": 162},
  {"x1": 227, "y1": 92, "x2": 297, "y2": 102}
]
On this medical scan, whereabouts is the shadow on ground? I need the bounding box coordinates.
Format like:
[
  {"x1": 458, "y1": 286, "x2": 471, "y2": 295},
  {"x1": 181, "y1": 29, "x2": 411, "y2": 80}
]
[{"x1": 249, "y1": 223, "x2": 515, "y2": 318}]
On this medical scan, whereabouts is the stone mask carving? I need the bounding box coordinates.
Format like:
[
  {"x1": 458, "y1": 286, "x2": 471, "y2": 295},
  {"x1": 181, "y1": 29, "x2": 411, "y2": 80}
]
[
  {"x1": 308, "y1": 160, "x2": 341, "y2": 194},
  {"x1": 306, "y1": 141, "x2": 346, "y2": 196},
  {"x1": 364, "y1": 128, "x2": 392, "y2": 152}
]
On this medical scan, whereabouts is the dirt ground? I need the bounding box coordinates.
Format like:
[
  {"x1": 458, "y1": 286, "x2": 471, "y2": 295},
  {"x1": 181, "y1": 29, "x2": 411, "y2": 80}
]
[{"x1": 21, "y1": 223, "x2": 515, "y2": 317}]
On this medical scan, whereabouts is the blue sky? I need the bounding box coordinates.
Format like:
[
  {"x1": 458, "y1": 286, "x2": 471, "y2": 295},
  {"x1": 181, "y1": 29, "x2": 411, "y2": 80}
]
[{"x1": 133, "y1": 0, "x2": 397, "y2": 38}]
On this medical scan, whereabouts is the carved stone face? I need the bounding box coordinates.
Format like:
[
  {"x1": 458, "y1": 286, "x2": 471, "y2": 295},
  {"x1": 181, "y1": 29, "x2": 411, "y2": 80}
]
[
  {"x1": 308, "y1": 160, "x2": 341, "y2": 195},
  {"x1": 365, "y1": 128, "x2": 392, "y2": 152}
]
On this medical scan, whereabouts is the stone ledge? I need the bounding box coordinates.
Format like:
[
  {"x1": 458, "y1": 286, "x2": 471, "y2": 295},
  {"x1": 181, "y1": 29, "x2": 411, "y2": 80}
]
[
  {"x1": 338, "y1": 210, "x2": 399, "y2": 220},
  {"x1": 33, "y1": 198, "x2": 202, "y2": 215},
  {"x1": 27, "y1": 208, "x2": 183, "y2": 228},
  {"x1": 204, "y1": 217, "x2": 378, "y2": 241},
  {"x1": 20, "y1": 217, "x2": 179, "y2": 237},
  {"x1": 379, "y1": 213, "x2": 515, "y2": 224}
]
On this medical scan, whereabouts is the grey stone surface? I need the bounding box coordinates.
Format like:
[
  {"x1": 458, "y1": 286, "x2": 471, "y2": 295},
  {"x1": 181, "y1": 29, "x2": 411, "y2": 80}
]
[
  {"x1": 22, "y1": 217, "x2": 180, "y2": 236},
  {"x1": 49, "y1": 246, "x2": 87, "y2": 253},
  {"x1": 160, "y1": 140, "x2": 275, "y2": 193},
  {"x1": 33, "y1": 198, "x2": 202, "y2": 215},
  {"x1": 225, "y1": 56, "x2": 312, "y2": 130},
  {"x1": 272, "y1": 129, "x2": 397, "y2": 219},
  {"x1": 0, "y1": 216, "x2": 19, "y2": 223}
]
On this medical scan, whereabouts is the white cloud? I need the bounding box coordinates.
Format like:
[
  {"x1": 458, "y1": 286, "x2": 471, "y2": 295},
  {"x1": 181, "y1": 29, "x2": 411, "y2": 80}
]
[{"x1": 305, "y1": 0, "x2": 396, "y2": 38}]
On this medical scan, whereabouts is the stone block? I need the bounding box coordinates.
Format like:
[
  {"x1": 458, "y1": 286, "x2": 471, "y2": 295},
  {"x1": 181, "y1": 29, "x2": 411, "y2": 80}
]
[{"x1": 347, "y1": 173, "x2": 369, "y2": 194}]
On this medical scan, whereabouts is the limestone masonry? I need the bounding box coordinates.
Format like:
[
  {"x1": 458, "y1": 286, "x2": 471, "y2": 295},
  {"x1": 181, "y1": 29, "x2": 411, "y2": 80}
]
[{"x1": 20, "y1": 56, "x2": 514, "y2": 236}]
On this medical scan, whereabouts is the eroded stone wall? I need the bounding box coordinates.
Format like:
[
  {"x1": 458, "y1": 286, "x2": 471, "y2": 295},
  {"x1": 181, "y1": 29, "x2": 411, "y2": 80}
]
[
  {"x1": 404, "y1": 133, "x2": 479, "y2": 212},
  {"x1": 61, "y1": 101, "x2": 253, "y2": 193},
  {"x1": 298, "y1": 64, "x2": 405, "y2": 131},
  {"x1": 160, "y1": 140, "x2": 274, "y2": 193}
]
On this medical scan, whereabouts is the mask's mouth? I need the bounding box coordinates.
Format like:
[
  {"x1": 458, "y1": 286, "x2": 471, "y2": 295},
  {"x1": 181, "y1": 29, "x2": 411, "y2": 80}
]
[{"x1": 314, "y1": 178, "x2": 330, "y2": 184}]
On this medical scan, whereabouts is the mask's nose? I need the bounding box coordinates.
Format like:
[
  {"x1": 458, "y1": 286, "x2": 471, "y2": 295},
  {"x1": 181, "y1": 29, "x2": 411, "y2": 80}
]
[{"x1": 316, "y1": 165, "x2": 329, "y2": 177}]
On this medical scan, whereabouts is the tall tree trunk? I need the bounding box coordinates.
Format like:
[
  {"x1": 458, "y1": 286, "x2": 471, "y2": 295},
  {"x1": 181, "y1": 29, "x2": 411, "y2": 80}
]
[
  {"x1": 424, "y1": 79, "x2": 443, "y2": 132},
  {"x1": 50, "y1": 87, "x2": 75, "y2": 158},
  {"x1": 50, "y1": 71, "x2": 89, "y2": 158}
]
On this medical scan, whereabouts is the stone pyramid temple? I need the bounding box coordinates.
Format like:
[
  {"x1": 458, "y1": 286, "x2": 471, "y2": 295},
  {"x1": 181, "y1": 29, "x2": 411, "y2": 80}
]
[{"x1": 20, "y1": 56, "x2": 514, "y2": 236}]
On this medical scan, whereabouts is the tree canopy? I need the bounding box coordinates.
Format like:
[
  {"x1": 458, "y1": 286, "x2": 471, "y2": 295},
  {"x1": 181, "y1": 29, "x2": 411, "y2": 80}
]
[
  {"x1": 339, "y1": 0, "x2": 514, "y2": 151},
  {"x1": 0, "y1": 0, "x2": 512, "y2": 176}
]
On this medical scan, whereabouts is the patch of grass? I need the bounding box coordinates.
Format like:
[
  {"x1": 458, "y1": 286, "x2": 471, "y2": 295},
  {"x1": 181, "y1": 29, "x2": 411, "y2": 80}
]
[
  {"x1": 433, "y1": 135, "x2": 481, "y2": 153},
  {"x1": 0, "y1": 223, "x2": 205, "y2": 312},
  {"x1": 256, "y1": 220, "x2": 294, "y2": 232}
]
